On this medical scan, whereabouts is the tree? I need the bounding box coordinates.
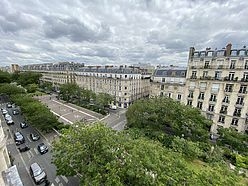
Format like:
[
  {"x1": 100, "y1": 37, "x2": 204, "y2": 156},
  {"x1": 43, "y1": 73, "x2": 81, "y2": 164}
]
[
  {"x1": 59, "y1": 83, "x2": 81, "y2": 102},
  {"x1": 0, "y1": 83, "x2": 26, "y2": 95},
  {"x1": 95, "y1": 93, "x2": 114, "y2": 108},
  {"x1": 12, "y1": 71, "x2": 42, "y2": 86},
  {"x1": 126, "y1": 97, "x2": 212, "y2": 142},
  {"x1": 0, "y1": 70, "x2": 11, "y2": 83},
  {"x1": 26, "y1": 83, "x2": 38, "y2": 93},
  {"x1": 52, "y1": 123, "x2": 243, "y2": 186}
]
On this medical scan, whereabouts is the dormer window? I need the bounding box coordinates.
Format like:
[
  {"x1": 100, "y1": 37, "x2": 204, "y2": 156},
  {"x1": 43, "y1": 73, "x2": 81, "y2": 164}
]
[
  {"x1": 200, "y1": 51, "x2": 206, "y2": 57},
  {"x1": 217, "y1": 50, "x2": 225, "y2": 56},
  {"x1": 193, "y1": 52, "x2": 199, "y2": 57},
  {"x1": 207, "y1": 51, "x2": 214, "y2": 57},
  {"x1": 239, "y1": 50, "x2": 246, "y2": 56},
  {"x1": 231, "y1": 50, "x2": 238, "y2": 56}
]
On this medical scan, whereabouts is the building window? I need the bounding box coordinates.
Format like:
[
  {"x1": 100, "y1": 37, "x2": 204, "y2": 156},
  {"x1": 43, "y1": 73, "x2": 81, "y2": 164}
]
[
  {"x1": 187, "y1": 100, "x2": 192, "y2": 106},
  {"x1": 236, "y1": 96, "x2": 244, "y2": 105},
  {"x1": 223, "y1": 95, "x2": 229, "y2": 103},
  {"x1": 242, "y1": 72, "x2": 248, "y2": 82},
  {"x1": 125, "y1": 75, "x2": 127, "y2": 78},
  {"x1": 218, "y1": 116, "x2": 225, "y2": 123},
  {"x1": 198, "y1": 92, "x2": 204, "y2": 100},
  {"x1": 191, "y1": 71, "x2": 197, "y2": 79},
  {"x1": 217, "y1": 50, "x2": 225, "y2": 56},
  {"x1": 245, "y1": 61, "x2": 248, "y2": 69},
  {"x1": 214, "y1": 71, "x2": 222, "y2": 80},
  {"x1": 197, "y1": 101, "x2": 203, "y2": 109},
  {"x1": 208, "y1": 105, "x2": 214, "y2": 112},
  {"x1": 162, "y1": 78, "x2": 165, "y2": 82},
  {"x1": 239, "y1": 85, "x2": 247, "y2": 94},
  {"x1": 230, "y1": 60, "x2": 236, "y2": 69},
  {"x1": 233, "y1": 108, "x2": 241, "y2": 117},
  {"x1": 200, "y1": 51, "x2": 206, "y2": 57},
  {"x1": 160, "y1": 92, "x2": 164, "y2": 96},
  {"x1": 188, "y1": 91, "x2": 193, "y2": 98},
  {"x1": 168, "y1": 93, "x2": 171, "y2": 98},
  {"x1": 193, "y1": 52, "x2": 199, "y2": 57},
  {"x1": 220, "y1": 105, "x2": 228, "y2": 114},
  {"x1": 204, "y1": 61, "x2": 210, "y2": 68},
  {"x1": 211, "y1": 83, "x2": 220, "y2": 92},
  {"x1": 239, "y1": 50, "x2": 246, "y2": 56},
  {"x1": 231, "y1": 118, "x2": 239, "y2": 126},
  {"x1": 189, "y1": 82, "x2": 196, "y2": 89},
  {"x1": 125, "y1": 86, "x2": 127, "y2": 90},
  {"x1": 161, "y1": 85, "x2": 164, "y2": 90},
  {"x1": 177, "y1": 94, "x2": 181, "y2": 100},
  {"x1": 206, "y1": 114, "x2": 213, "y2": 120},
  {"x1": 225, "y1": 84, "x2": 233, "y2": 92},
  {"x1": 203, "y1": 71, "x2": 208, "y2": 77},
  {"x1": 228, "y1": 72, "x2": 235, "y2": 81},
  {"x1": 231, "y1": 50, "x2": 238, "y2": 56},
  {"x1": 124, "y1": 93, "x2": 127, "y2": 95},
  {"x1": 119, "y1": 86, "x2": 121, "y2": 91},
  {"x1": 210, "y1": 94, "x2": 217, "y2": 102},
  {"x1": 207, "y1": 51, "x2": 213, "y2": 57}
]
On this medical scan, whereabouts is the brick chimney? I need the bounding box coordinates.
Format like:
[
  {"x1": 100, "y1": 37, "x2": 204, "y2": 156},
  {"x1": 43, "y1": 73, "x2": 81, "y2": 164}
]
[{"x1": 226, "y1": 43, "x2": 232, "y2": 56}]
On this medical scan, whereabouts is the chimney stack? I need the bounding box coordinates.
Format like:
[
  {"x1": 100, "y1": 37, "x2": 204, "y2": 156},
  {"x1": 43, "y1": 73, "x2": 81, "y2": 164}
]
[
  {"x1": 226, "y1": 43, "x2": 232, "y2": 56},
  {"x1": 189, "y1": 47, "x2": 195, "y2": 60}
]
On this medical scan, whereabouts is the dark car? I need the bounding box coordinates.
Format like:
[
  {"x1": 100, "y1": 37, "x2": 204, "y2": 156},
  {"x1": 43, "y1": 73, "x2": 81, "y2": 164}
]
[
  {"x1": 12, "y1": 109, "x2": 19, "y2": 115},
  {"x1": 18, "y1": 145, "x2": 30, "y2": 152},
  {"x1": 30, "y1": 162, "x2": 47, "y2": 184},
  {"x1": 30, "y1": 133, "x2": 40, "y2": 141},
  {"x1": 20, "y1": 122, "x2": 28, "y2": 129},
  {"x1": 37, "y1": 143, "x2": 48, "y2": 154},
  {"x1": 14, "y1": 132, "x2": 25, "y2": 145}
]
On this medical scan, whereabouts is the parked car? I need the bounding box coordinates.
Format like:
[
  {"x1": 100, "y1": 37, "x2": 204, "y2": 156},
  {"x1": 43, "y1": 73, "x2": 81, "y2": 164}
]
[
  {"x1": 6, "y1": 103, "x2": 12, "y2": 108},
  {"x1": 30, "y1": 133, "x2": 40, "y2": 141},
  {"x1": 20, "y1": 122, "x2": 28, "y2": 129},
  {"x1": 5, "y1": 114, "x2": 12, "y2": 121},
  {"x1": 30, "y1": 162, "x2": 47, "y2": 185},
  {"x1": 1, "y1": 108, "x2": 8, "y2": 115},
  {"x1": 18, "y1": 145, "x2": 30, "y2": 152},
  {"x1": 14, "y1": 132, "x2": 25, "y2": 145},
  {"x1": 37, "y1": 143, "x2": 48, "y2": 154},
  {"x1": 6, "y1": 119, "x2": 14, "y2": 125},
  {"x1": 12, "y1": 109, "x2": 19, "y2": 115}
]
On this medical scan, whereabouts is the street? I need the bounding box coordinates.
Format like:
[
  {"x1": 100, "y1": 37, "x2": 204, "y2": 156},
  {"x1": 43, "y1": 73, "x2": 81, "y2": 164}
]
[{"x1": 1, "y1": 94, "x2": 127, "y2": 186}]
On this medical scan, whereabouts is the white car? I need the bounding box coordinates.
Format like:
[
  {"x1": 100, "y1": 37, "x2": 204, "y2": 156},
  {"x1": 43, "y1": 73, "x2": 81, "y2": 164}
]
[
  {"x1": 1, "y1": 109, "x2": 8, "y2": 115},
  {"x1": 5, "y1": 114, "x2": 12, "y2": 121},
  {"x1": 6, "y1": 119, "x2": 14, "y2": 125}
]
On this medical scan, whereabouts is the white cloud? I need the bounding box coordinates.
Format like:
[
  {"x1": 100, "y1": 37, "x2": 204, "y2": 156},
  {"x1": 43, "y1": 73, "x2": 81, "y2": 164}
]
[{"x1": 0, "y1": 0, "x2": 247, "y2": 67}]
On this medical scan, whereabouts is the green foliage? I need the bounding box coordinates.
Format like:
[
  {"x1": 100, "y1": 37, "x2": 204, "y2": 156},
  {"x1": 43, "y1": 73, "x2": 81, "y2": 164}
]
[
  {"x1": 11, "y1": 94, "x2": 64, "y2": 132},
  {"x1": 126, "y1": 97, "x2": 211, "y2": 142},
  {"x1": 59, "y1": 83, "x2": 82, "y2": 102},
  {"x1": 12, "y1": 71, "x2": 42, "y2": 86},
  {"x1": 26, "y1": 83, "x2": 38, "y2": 93},
  {"x1": 39, "y1": 81, "x2": 53, "y2": 91},
  {"x1": 95, "y1": 93, "x2": 114, "y2": 108},
  {"x1": 236, "y1": 154, "x2": 248, "y2": 169},
  {"x1": 171, "y1": 136, "x2": 204, "y2": 160},
  {"x1": 52, "y1": 123, "x2": 243, "y2": 186},
  {"x1": 0, "y1": 70, "x2": 11, "y2": 83},
  {"x1": 217, "y1": 128, "x2": 248, "y2": 154},
  {"x1": 0, "y1": 83, "x2": 26, "y2": 95}
]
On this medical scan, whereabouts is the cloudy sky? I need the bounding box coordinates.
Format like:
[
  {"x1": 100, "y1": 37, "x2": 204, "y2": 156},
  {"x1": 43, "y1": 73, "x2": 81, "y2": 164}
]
[{"x1": 0, "y1": 0, "x2": 248, "y2": 67}]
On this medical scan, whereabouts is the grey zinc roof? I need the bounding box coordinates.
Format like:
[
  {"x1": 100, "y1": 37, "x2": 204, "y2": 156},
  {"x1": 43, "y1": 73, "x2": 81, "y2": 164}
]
[
  {"x1": 153, "y1": 67, "x2": 187, "y2": 77},
  {"x1": 77, "y1": 67, "x2": 143, "y2": 74}
]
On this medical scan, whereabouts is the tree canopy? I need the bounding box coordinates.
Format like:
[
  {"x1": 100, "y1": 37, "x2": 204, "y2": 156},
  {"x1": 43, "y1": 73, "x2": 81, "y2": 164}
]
[
  {"x1": 0, "y1": 70, "x2": 11, "y2": 83},
  {"x1": 12, "y1": 71, "x2": 42, "y2": 86},
  {"x1": 126, "y1": 97, "x2": 212, "y2": 142},
  {"x1": 52, "y1": 123, "x2": 244, "y2": 186}
]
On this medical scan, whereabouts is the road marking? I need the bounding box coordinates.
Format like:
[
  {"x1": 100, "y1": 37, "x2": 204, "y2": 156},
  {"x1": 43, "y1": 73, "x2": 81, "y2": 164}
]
[
  {"x1": 52, "y1": 100, "x2": 98, "y2": 119},
  {"x1": 33, "y1": 147, "x2": 39, "y2": 154},
  {"x1": 55, "y1": 177, "x2": 60, "y2": 183},
  {"x1": 61, "y1": 175, "x2": 68, "y2": 183},
  {"x1": 51, "y1": 183, "x2": 55, "y2": 186},
  {"x1": 27, "y1": 136, "x2": 32, "y2": 142},
  {"x1": 30, "y1": 150, "x2": 34, "y2": 157},
  {"x1": 51, "y1": 110, "x2": 73, "y2": 124},
  {"x1": 59, "y1": 183, "x2": 63, "y2": 186},
  {"x1": 27, "y1": 151, "x2": 31, "y2": 159}
]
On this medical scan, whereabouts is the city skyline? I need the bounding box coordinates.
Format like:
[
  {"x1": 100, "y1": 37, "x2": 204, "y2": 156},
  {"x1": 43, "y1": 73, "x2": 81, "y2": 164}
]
[{"x1": 1, "y1": 0, "x2": 248, "y2": 67}]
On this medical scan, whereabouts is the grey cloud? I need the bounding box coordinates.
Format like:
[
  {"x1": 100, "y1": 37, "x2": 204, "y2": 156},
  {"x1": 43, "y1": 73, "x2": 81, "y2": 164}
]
[{"x1": 43, "y1": 15, "x2": 111, "y2": 42}]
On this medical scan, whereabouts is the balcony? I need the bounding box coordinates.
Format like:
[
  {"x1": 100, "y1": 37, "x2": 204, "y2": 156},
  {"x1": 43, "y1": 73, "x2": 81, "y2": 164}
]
[
  {"x1": 209, "y1": 99, "x2": 217, "y2": 102},
  {"x1": 190, "y1": 76, "x2": 197, "y2": 79},
  {"x1": 225, "y1": 89, "x2": 233, "y2": 93},
  {"x1": 224, "y1": 77, "x2": 238, "y2": 81},
  {"x1": 241, "y1": 78, "x2": 248, "y2": 82},
  {"x1": 238, "y1": 90, "x2": 247, "y2": 94},
  {"x1": 233, "y1": 112, "x2": 241, "y2": 117},
  {"x1": 220, "y1": 110, "x2": 227, "y2": 114},
  {"x1": 200, "y1": 76, "x2": 212, "y2": 80},
  {"x1": 235, "y1": 102, "x2": 244, "y2": 107}
]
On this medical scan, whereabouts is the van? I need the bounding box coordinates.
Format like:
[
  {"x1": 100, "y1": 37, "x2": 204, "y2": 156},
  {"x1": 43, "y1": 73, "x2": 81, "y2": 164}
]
[{"x1": 30, "y1": 162, "x2": 47, "y2": 184}]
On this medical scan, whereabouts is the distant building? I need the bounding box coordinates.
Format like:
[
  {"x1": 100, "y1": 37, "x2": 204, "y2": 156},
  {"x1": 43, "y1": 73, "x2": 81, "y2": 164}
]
[
  {"x1": 150, "y1": 66, "x2": 187, "y2": 102},
  {"x1": 10, "y1": 64, "x2": 20, "y2": 73}
]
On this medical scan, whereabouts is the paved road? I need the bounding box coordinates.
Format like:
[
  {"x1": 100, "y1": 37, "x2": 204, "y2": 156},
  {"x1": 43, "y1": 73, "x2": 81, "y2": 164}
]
[{"x1": 1, "y1": 102, "x2": 79, "y2": 186}]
